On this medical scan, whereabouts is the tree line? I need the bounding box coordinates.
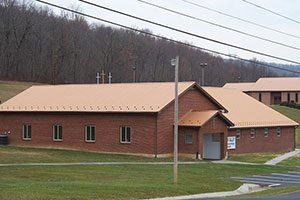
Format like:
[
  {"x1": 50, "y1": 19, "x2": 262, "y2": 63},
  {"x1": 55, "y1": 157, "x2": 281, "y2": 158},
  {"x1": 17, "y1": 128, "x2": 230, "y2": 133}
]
[{"x1": 0, "y1": 0, "x2": 281, "y2": 86}]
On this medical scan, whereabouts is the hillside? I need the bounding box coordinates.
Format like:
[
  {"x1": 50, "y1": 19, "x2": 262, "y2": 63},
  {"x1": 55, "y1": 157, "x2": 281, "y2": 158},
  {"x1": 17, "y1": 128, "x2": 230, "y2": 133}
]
[
  {"x1": 0, "y1": 0, "x2": 281, "y2": 86},
  {"x1": 270, "y1": 105, "x2": 300, "y2": 124},
  {"x1": 0, "y1": 80, "x2": 41, "y2": 103}
]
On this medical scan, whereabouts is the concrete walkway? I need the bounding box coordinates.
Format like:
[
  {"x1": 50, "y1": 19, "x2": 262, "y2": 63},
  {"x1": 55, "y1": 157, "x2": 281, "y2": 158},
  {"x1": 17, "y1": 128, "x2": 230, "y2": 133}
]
[
  {"x1": 265, "y1": 149, "x2": 300, "y2": 165},
  {"x1": 145, "y1": 184, "x2": 266, "y2": 200},
  {"x1": 0, "y1": 161, "x2": 204, "y2": 167}
]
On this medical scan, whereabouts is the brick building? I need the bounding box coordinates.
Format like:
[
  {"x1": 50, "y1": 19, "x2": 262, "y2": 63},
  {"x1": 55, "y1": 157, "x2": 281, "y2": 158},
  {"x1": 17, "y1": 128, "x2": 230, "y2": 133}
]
[
  {"x1": 223, "y1": 77, "x2": 300, "y2": 105},
  {"x1": 0, "y1": 82, "x2": 298, "y2": 159}
]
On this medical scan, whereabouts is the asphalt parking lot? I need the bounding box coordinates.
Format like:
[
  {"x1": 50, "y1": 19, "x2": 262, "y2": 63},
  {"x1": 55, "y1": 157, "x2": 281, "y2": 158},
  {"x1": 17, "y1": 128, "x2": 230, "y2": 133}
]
[{"x1": 229, "y1": 170, "x2": 300, "y2": 187}]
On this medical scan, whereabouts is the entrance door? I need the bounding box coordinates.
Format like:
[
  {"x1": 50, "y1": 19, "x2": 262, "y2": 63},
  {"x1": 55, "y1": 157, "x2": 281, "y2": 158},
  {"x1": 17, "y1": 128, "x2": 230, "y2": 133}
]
[{"x1": 203, "y1": 133, "x2": 221, "y2": 160}]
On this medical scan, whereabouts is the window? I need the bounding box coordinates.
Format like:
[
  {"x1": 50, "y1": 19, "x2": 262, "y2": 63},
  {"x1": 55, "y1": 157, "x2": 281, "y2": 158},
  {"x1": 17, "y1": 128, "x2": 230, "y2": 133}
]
[
  {"x1": 236, "y1": 129, "x2": 241, "y2": 139},
  {"x1": 277, "y1": 127, "x2": 281, "y2": 137},
  {"x1": 85, "y1": 125, "x2": 95, "y2": 142},
  {"x1": 22, "y1": 124, "x2": 31, "y2": 140},
  {"x1": 264, "y1": 128, "x2": 268, "y2": 137},
  {"x1": 296, "y1": 93, "x2": 298, "y2": 103},
  {"x1": 259, "y1": 93, "x2": 262, "y2": 102},
  {"x1": 250, "y1": 128, "x2": 255, "y2": 138},
  {"x1": 288, "y1": 93, "x2": 290, "y2": 102},
  {"x1": 120, "y1": 126, "x2": 131, "y2": 143},
  {"x1": 53, "y1": 125, "x2": 62, "y2": 141},
  {"x1": 184, "y1": 133, "x2": 193, "y2": 144},
  {"x1": 212, "y1": 117, "x2": 216, "y2": 129}
]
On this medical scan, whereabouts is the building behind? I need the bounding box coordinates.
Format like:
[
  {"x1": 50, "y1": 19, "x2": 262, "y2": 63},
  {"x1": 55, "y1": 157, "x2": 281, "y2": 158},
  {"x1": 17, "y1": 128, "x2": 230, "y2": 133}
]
[{"x1": 223, "y1": 77, "x2": 300, "y2": 105}]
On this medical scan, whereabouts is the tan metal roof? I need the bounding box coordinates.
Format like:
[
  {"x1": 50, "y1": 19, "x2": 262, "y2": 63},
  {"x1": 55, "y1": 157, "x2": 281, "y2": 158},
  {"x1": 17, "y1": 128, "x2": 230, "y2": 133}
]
[
  {"x1": 178, "y1": 110, "x2": 234, "y2": 127},
  {"x1": 0, "y1": 82, "x2": 197, "y2": 113},
  {"x1": 223, "y1": 82, "x2": 255, "y2": 92},
  {"x1": 203, "y1": 87, "x2": 299, "y2": 128},
  {"x1": 251, "y1": 77, "x2": 300, "y2": 91},
  {"x1": 223, "y1": 77, "x2": 300, "y2": 92},
  {"x1": 179, "y1": 110, "x2": 218, "y2": 127}
]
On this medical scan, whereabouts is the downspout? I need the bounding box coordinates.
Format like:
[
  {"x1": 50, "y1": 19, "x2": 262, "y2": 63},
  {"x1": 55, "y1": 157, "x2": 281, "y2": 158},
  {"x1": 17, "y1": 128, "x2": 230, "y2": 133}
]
[{"x1": 155, "y1": 113, "x2": 158, "y2": 158}]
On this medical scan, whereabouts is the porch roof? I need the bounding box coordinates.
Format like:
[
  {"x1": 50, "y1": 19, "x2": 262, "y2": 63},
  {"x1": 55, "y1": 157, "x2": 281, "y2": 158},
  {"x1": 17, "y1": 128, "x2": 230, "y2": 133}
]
[{"x1": 178, "y1": 110, "x2": 234, "y2": 127}]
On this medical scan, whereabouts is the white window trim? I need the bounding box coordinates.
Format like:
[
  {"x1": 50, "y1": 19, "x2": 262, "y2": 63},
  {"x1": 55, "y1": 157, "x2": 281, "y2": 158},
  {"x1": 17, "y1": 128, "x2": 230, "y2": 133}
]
[
  {"x1": 250, "y1": 129, "x2": 255, "y2": 139},
  {"x1": 236, "y1": 129, "x2": 241, "y2": 140},
  {"x1": 85, "y1": 125, "x2": 96, "y2": 143},
  {"x1": 264, "y1": 128, "x2": 269, "y2": 137},
  {"x1": 22, "y1": 124, "x2": 31, "y2": 140},
  {"x1": 184, "y1": 133, "x2": 193, "y2": 144},
  {"x1": 120, "y1": 126, "x2": 131, "y2": 144},
  {"x1": 277, "y1": 127, "x2": 281, "y2": 137},
  {"x1": 53, "y1": 124, "x2": 63, "y2": 142}
]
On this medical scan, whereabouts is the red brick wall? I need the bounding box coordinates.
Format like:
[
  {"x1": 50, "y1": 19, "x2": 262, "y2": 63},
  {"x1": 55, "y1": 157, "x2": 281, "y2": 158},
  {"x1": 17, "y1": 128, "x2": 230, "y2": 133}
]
[
  {"x1": 0, "y1": 112, "x2": 157, "y2": 155},
  {"x1": 248, "y1": 92, "x2": 271, "y2": 105},
  {"x1": 228, "y1": 127, "x2": 295, "y2": 154},
  {"x1": 157, "y1": 88, "x2": 219, "y2": 154},
  {"x1": 178, "y1": 127, "x2": 198, "y2": 155}
]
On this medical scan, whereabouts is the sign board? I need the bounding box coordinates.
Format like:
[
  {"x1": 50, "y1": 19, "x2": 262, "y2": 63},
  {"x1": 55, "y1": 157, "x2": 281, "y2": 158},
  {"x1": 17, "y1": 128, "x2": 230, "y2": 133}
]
[{"x1": 227, "y1": 136, "x2": 236, "y2": 150}]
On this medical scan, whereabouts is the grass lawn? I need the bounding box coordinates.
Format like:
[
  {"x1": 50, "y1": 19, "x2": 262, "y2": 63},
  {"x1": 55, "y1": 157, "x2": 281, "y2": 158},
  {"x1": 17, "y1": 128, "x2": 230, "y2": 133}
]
[
  {"x1": 270, "y1": 105, "x2": 300, "y2": 124},
  {"x1": 0, "y1": 80, "x2": 41, "y2": 102},
  {"x1": 0, "y1": 146, "x2": 197, "y2": 164},
  {"x1": 227, "y1": 152, "x2": 283, "y2": 164},
  {"x1": 0, "y1": 163, "x2": 293, "y2": 200}
]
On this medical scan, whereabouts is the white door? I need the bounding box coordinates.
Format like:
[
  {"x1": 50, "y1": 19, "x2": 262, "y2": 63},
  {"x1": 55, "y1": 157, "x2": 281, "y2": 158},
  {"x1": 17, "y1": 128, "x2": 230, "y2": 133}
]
[{"x1": 203, "y1": 133, "x2": 221, "y2": 160}]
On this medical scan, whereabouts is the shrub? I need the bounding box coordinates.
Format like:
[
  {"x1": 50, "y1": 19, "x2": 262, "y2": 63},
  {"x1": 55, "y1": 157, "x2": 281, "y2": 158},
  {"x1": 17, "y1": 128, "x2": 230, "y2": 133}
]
[{"x1": 280, "y1": 101, "x2": 300, "y2": 110}]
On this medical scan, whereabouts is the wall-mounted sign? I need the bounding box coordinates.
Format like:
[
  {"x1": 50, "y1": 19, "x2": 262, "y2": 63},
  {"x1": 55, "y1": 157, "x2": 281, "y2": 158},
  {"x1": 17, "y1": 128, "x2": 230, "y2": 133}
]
[{"x1": 227, "y1": 136, "x2": 236, "y2": 149}]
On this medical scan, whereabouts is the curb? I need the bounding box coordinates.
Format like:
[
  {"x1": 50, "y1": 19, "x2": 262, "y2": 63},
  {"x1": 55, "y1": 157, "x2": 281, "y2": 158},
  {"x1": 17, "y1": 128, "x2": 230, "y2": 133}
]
[{"x1": 145, "y1": 184, "x2": 267, "y2": 200}]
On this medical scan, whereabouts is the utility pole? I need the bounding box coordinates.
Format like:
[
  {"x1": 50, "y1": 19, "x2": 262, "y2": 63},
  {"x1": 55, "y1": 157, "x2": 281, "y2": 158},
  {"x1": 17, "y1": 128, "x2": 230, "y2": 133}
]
[
  {"x1": 200, "y1": 63, "x2": 207, "y2": 86},
  {"x1": 53, "y1": 55, "x2": 57, "y2": 85},
  {"x1": 132, "y1": 66, "x2": 136, "y2": 83},
  {"x1": 96, "y1": 72, "x2": 100, "y2": 84},
  {"x1": 108, "y1": 72, "x2": 112, "y2": 84},
  {"x1": 101, "y1": 70, "x2": 106, "y2": 84},
  {"x1": 171, "y1": 56, "x2": 179, "y2": 185}
]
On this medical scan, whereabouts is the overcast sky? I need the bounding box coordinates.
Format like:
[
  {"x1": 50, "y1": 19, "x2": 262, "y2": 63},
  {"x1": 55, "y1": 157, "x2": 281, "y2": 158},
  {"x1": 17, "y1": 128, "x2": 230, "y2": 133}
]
[{"x1": 34, "y1": 0, "x2": 300, "y2": 65}]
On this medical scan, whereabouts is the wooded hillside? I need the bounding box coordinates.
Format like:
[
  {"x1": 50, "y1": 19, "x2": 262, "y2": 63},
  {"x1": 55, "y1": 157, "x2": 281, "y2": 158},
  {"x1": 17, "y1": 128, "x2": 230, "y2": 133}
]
[{"x1": 0, "y1": 0, "x2": 280, "y2": 85}]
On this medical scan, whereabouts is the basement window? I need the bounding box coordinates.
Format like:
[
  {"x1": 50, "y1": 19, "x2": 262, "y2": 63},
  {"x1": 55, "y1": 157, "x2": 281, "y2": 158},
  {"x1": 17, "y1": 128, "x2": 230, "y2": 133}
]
[
  {"x1": 53, "y1": 125, "x2": 62, "y2": 141},
  {"x1": 250, "y1": 128, "x2": 255, "y2": 138},
  {"x1": 85, "y1": 125, "x2": 96, "y2": 142},
  {"x1": 22, "y1": 124, "x2": 31, "y2": 140},
  {"x1": 277, "y1": 127, "x2": 281, "y2": 137},
  {"x1": 236, "y1": 129, "x2": 241, "y2": 139},
  {"x1": 264, "y1": 128, "x2": 269, "y2": 137},
  {"x1": 120, "y1": 126, "x2": 131, "y2": 143},
  {"x1": 184, "y1": 133, "x2": 193, "y2": 144}
]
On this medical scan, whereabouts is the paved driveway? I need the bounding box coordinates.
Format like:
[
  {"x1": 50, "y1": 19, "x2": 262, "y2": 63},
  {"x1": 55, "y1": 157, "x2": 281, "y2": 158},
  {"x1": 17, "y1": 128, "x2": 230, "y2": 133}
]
[
  {"x1": 229, "y1": 170, "x2": 300, "y2": 187},
  {"x1": 200, "y1": 191, "x2": 300, "y2": 200}
]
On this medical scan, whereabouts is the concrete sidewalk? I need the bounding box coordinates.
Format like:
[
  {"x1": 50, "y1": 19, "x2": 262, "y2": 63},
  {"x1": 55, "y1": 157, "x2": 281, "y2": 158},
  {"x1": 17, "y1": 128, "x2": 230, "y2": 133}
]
[
  {"x1": 265, "y1": 149, "x2": 300, "y2": 165},
  {"x1": 0, "y1": 161, "x2": 204, "y2": 167},
  {"x1": 145, "y1": 184, "x2": 266, "y2": 200}
]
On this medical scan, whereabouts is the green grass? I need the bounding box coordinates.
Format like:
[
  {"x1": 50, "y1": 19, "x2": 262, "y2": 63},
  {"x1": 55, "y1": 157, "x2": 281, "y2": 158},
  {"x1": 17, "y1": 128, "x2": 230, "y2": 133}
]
[
  {"x1": 271, "y1": 105, "x2": 300, "y2": 124},
  {"x1": 236, "y1": 186, "x2": 300, "y2": 198},
  {"x1": 0, "y1": 163, "x2": 292, "y2": 200},
  {"x1": 0, "y1": 80, "x2": 41, "y2": 102},
  {"x1": 0, "y1": 146, "x2": 197, "y2": 164},
  {"x1": 228, "y1": 152, "x2": 283, "y2": 164}
]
